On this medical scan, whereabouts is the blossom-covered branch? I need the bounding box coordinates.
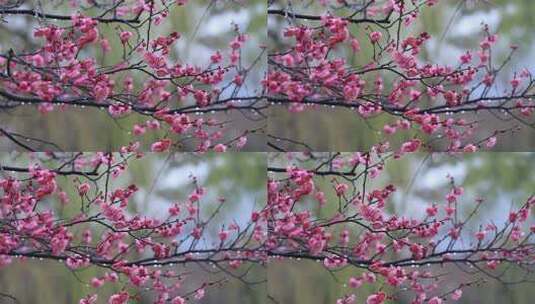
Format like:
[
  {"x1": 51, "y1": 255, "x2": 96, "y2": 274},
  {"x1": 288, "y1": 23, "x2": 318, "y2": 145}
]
[
  {"x1": 0, "y1": 152, "x2": 267, "y2": 303},
  {"x1": 267, "y1": 0, "x2": 535, "y2": 151},
  {"x1": 267, "y1": 151, "x2": 535, "y2": 304},
  {"x1": 0, "y1": 0, "x2": 266, "y2": 152}
]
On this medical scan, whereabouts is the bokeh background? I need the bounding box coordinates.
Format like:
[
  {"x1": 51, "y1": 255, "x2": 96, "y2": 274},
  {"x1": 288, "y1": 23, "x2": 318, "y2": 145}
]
[{"x1": 268, "y1": 0, "x2": 535, "y2": 151}]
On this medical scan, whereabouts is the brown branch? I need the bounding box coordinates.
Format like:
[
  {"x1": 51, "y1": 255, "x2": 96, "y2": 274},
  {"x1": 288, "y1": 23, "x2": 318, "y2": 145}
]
[{"x1": 0, "y1": 9, "x2": 141, "y2": 24}]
